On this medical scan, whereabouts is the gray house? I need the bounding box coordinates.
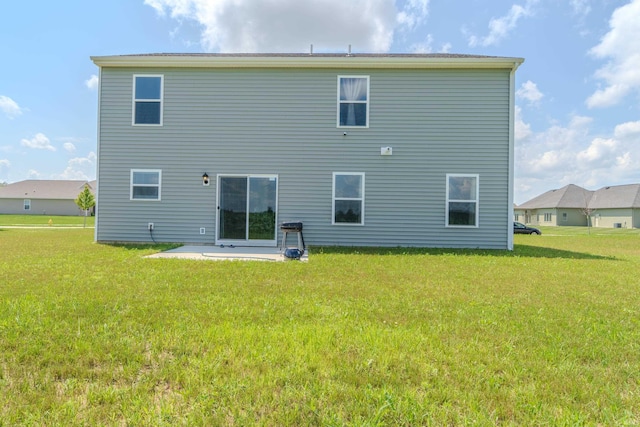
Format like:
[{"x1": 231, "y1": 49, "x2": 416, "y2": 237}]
[
  {"x1": 0, "y1": 180, "x2": 96, "y2": 216},
  {"x1": 91, "y1": 53, "x2": 523, "y2": 249}
]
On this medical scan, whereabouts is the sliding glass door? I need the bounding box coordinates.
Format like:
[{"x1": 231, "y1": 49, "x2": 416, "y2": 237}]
[{"x1": 217, "y1": 175, "x2": 277, "y2": 246}]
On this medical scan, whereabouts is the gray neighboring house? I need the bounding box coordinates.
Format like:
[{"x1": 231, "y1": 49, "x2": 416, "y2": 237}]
[
  {"x1": 0, "y1": 180, "x2": 96, "y2": 216},
  {"x1": 91, "y1": 53, "x2": 524, "y2": 249},
  {"x1": 514, "y1": 184, "x2": 593, "y2": 226},
  {"x1": 515, "y1": 183, "x2": 640, "y2": 228},
  {"x1": 588, "y1": 184, "x2": 640, "y2": 229}
]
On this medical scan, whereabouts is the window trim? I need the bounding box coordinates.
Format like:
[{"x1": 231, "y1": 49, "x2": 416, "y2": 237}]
[
  {"x1": 132, "y1": 74, "x2": 164, "y2": 126},
  {"x1": 332, "y1": 172, "x2": 365, "y2": 226},
  {"x1": 130, "y1": 169, "x2": 162, "y2": 201},
  {"x1": 24, "y1": 199, "x2": 31, "y2": 211},
  {"x1": 337, "y1": 75, "x2": 370, "y2": 128},
  {"x1": 445, "y1": 173, "x2": 479, "y2": 228}
]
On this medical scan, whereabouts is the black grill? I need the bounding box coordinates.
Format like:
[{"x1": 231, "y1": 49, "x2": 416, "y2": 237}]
[
  {"x1": 280, "y1": 222, "x2": 303, "y2": 232},
  {"x1": 280, "y1": 221, "x2": 305, "y2": 260}
]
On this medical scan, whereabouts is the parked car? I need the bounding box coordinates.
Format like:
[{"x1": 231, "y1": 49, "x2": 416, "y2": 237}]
[{"x1": 514, "y1": 221, "x2": 541, "y2": 235}]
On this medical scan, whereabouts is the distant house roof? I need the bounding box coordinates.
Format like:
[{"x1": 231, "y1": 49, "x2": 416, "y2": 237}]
[
  {"x1": 0, "y1": 180, "x2": 94, "y2": 200},
  {"x1": 518, "y1": 184, "x2": 593, "y2": 209},
  {"x1": 589, "y1": 184, "x2": 640, "y2": 209}
]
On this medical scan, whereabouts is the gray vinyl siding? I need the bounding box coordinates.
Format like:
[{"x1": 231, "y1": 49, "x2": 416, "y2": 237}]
[{"x1": 96, "y1": 67, "x2": 512, "y2": 248}]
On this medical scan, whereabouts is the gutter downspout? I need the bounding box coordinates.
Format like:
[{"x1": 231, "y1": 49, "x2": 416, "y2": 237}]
[
  {"x1": 507, "y1": 61, "x2": 521, "y2": 250},
  {"x1": 94, "y1": 65, "x2": 102, "y2": 243}
]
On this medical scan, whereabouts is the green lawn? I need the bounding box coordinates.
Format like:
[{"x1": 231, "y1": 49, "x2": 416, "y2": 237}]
[
  {"x1": 536, "y1": 225, "x2": 640, "y2": 236},
  {"x1": 0, "y1": 214, "x2": 94, "y2": 227},
  {"x1": 1, "y1": 227, "x2": 639, "y2": 425}
]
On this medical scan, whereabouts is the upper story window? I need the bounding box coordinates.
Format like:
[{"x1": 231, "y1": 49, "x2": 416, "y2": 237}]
[
  {"x1": 333, "y1": 172, "x2": 365, "y2": 225},
  {"x1": 133, "y1": 75, "x2": 163, "y2": 125},
  {"x1": 130, "y1": 169, "x2": 162, "y2": 201},
  {"x1": 338, "y1": 76, "x2": 369, "y2": 128},
  {"x1": 446, "y1": 174, "x2": 479, "y2": 227}
]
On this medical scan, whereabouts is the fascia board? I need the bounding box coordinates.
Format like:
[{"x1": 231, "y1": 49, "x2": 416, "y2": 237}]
[{"x1": 91, "y1": 55, "x2": 524, "y2": 71}]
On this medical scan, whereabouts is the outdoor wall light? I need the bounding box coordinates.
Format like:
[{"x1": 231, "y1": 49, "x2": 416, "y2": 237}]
[{"x1": 202, "y1": 173, "x2": 210, "y2": 186}]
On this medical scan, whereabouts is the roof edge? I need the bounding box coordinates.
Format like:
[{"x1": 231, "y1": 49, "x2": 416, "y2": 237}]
[{"x1": 91, "y1": 53, "x2": 524, "y2": 70}]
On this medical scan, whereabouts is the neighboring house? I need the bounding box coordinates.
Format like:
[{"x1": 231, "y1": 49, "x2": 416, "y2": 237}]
[
  {"x1": 588, "y1": 184, "x2": 640, "y2": 229},
  {"x1": 515, "y1": 183, "x2": 640, "y2": 228},
  {"x1": 515, "y1": 184, "x2": 593, "y2": 226},
  {"x1": 91, "y1": 53, "x2": 523, "y2": 249},
  {"x1": 0, "y1": 180, "x2": 96, "y2": 216}
]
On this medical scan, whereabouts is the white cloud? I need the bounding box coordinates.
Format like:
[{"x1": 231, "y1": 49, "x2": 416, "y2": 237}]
[
  {"x1": 410, "y1": 35, "x2": 452, "y2": 54},
  {"x1": 0, "y1": 95, "x2": 24, "y2": 119},
  {"x1": 0, "y1": 159, "x2": 10, "y2": 170},
  {"x1": 410, "y1": 34, "x2": 434, "y2": 53},
  {"x1": 586, "y1": 84, "x2": 630, "y2": 108},
  {"x1": 56, "y1": 152, "x2": 97, "y2": 180},
  {"x1": 586, "y1": 0, "x2": 640, "y2": 108},
  {"x1": 20, "y1": 133, "x2": 56, "y2": 151},
  {"x1": 577, "y1": 137, "x2": 617, "y2": 164},
  {"x1": 85, "y1": 74, "x2": 99, "y2": 90},
  {"x1": 516, "y1": 80, "x2": 543, "y2": 105},
  {"x1": 27, "y1": 169, "x2": 41, "y2": 179},
  {"x1": 614, "y1": 120, "x2": 640, "y2": 138},
  {"x1": 515, "y1": 111, "x2": 640, "y2": 203},
  {"x1": 514, "y1": 106, "x2": 531, "y2": 142},
  {"x1": 616, "y1": 152, "x2": 633, "y2": 170},
  {"x1": 63, "y1": 142, "x2": 76, "y2": 153},
  {"x1": 397, "y1": 0, "x2": 429, "y2": 31},
  {"x1": 145, "y1": 0, "x2": 403, "y2": 52},
  {"x1": 516, "y1": 113, "x2": 590, "y2": 187},
  {"x1": 467, "y1": 0, "x2": 537, "y2": 47}
]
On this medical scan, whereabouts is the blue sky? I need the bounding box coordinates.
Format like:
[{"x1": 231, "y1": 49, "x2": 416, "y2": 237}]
[{"x1": 1, "y1": 0, "x2": 639, "y2": 204}]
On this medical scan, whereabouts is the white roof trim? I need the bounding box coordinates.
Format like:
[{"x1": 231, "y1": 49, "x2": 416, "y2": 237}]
[{"x1": 91, "y1": 54, "x2": 524, "y2": 70}]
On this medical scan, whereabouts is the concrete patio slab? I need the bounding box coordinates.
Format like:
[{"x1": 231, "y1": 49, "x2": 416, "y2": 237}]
[{"x1": 145, "y1": 245, "x2": 308, "y2": 262}]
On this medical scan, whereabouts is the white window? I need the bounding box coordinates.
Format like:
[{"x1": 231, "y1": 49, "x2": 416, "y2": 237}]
[
  {"x1": 337, "y1": 76, "x2": 369, "y2": 128},
  {"x1": 332, "y1": 173, "x2": 364, "y2": 225},
  {"x1": 133, "y1": 75, "x2": 163, "y2": 125},
  {"x1": 544, "y1": 213, "x2": 552, "y2": 222},
  {"x1": 446, "y1": 174, "x2": 479, "y2": 227},
  {"x1": 24, "y1": 199, "x2": 31, "y2": 211},
  {"x1": 562, "y1": 212, "x2": 568, "y2": 222},
  {"x1": 130, "y1": 170, "x2": 162, "y2": 201}
]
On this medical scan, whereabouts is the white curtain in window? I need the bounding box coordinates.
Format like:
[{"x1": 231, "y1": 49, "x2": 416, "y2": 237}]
[{"x1": 341, "y1": 78, "x2": 366, "y2": 126}]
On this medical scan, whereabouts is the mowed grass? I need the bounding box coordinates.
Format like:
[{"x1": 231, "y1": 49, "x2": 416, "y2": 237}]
[
  {"x1": 1, "y1": 227, "x2": 639, "y2": 425},
  {"x1": 0, "y1": 214, "x2": 94, "y2": 227},
  {"x1": 536, "y1": 225, "x2": 640, "y2": 236}
]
